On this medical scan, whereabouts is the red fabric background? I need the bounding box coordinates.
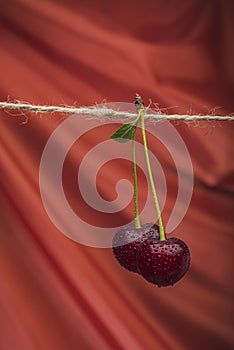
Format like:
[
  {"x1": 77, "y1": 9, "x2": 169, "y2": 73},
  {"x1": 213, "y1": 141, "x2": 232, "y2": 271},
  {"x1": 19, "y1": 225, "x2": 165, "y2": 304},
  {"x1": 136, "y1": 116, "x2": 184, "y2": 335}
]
[{"x1": 0, "y1": 1, "x2": 233, "y2": 349}]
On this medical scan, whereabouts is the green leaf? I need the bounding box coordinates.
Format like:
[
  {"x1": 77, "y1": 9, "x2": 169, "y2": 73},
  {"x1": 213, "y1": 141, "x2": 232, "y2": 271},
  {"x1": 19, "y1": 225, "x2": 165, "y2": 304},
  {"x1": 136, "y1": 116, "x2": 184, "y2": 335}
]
[{"x1": 110, "y1": 122, "x2": 137, "y2": 143}]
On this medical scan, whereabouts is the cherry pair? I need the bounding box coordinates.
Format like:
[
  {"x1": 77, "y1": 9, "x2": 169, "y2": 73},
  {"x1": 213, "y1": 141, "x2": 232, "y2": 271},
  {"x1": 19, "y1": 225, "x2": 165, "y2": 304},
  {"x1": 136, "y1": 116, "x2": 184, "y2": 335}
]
[
  {"x1": 113, "y1": 223, "x2": 190, "y2": 287},
  {"x1": 111, "y1": 94, "x2": 190, "y2": 287}
]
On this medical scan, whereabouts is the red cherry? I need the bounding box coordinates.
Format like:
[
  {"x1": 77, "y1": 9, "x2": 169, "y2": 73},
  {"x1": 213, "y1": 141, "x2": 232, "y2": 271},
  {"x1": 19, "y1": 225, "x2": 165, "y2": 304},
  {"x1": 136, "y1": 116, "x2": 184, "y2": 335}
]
[
  {"x1": 112, "y1": 223, "x2": 160, "y2": 272},
  {"x1": 137, "y1": 237, "x2": 190, "y2": 287}
]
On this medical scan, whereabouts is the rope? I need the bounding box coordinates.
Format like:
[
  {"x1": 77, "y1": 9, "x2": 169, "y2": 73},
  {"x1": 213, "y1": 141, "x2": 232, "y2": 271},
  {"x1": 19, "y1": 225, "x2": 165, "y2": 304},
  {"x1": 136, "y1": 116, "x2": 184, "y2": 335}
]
[{"x1": 0, "y1": 101, "x2": 233, "y2": 121}]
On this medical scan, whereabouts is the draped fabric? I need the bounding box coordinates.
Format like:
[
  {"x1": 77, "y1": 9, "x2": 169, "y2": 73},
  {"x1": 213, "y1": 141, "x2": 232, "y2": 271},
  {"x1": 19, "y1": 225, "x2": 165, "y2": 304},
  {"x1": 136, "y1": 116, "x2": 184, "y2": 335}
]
[{"x1": 0, "y1": 1, "x2": 233, "y2": 349}]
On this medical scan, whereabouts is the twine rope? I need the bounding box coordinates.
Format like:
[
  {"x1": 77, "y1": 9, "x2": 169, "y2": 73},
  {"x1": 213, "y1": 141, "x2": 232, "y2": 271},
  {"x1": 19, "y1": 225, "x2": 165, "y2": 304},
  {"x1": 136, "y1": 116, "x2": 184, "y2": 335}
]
[{"x1": 0, "y1": 101, "x2": 233, "y2": 121}]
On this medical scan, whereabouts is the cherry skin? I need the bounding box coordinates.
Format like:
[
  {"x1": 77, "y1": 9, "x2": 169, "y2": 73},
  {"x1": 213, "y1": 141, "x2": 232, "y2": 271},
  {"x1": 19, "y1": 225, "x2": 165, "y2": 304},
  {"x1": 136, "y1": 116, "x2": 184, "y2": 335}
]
[
  {"x1": 137, "y1": 237, "x2": 190, "y2": 287},
  {"x1": 112, "y1": 223, "x2": 160, "y2": 273}
]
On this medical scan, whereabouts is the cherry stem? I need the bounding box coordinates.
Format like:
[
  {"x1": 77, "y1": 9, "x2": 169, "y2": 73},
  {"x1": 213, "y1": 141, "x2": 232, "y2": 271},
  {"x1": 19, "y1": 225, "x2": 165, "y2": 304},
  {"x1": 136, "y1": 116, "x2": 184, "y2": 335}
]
[
  {"x1": 138, "y1": 105, "x2": 166, "y2": 241},
  {"x1": 132, "y1": 133, "x2": 141, "y2": 228}
]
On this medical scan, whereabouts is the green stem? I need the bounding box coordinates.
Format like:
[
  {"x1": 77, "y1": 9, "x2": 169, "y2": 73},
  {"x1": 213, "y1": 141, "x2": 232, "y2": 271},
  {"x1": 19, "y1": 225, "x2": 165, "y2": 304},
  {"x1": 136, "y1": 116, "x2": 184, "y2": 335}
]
[
  {"x1": 132, "y1": 133, "x2": 141, "y2": 228},
  {"x1": 139, "y1": 108, "x2": 166, "y2": 241}
]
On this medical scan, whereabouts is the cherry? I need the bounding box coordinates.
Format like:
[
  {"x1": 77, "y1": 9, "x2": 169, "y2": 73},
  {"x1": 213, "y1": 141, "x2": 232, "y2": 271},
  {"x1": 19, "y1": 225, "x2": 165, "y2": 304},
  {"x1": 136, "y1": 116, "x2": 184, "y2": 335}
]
[
  {"x1": 112, "y1": 223, "x2": 160, "y2": 272},
  {"x1": 137, "y1": 237, "x2": 190, "y2": 287}
]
